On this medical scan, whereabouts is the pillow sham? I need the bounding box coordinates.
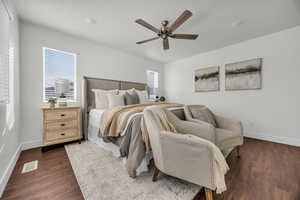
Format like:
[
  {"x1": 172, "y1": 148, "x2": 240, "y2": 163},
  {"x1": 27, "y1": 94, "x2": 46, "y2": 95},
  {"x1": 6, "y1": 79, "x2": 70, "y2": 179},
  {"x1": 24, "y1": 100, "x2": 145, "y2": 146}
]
[
  {"x1": 106, "y1": 93, "x2": 125, "y2": 108},
  {"x1": 135, "y1": 90, "x2": 148, "y2": 104},
  {"x1": 92, "y1": 89, "x2": 118, "y2": 109},
  {"x1": 124, "y1": 91, "x2": 139, "y2": 105},
  {"x1": 118, "y1": 88, "x2": 136, "y2": 96}
]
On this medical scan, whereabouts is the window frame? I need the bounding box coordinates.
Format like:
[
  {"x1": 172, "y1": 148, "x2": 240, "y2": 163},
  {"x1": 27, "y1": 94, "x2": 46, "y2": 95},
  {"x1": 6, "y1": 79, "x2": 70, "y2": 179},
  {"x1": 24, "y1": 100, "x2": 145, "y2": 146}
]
[{"x1": 42, "y1": 47, "x2": 77, "y2": 102}]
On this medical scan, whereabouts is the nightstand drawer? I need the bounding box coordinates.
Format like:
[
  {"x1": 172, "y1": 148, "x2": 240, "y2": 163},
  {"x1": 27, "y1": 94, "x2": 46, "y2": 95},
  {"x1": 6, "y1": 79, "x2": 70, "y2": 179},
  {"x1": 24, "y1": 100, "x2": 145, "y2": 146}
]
[
  {"x1": 46, "y1": 129, "x2": 79, "y2": 142},
  {"x1": 42, "y1": 106, "x2": 81, "y2": 148},
  {"x1": 45, "y1": 109, "x2": 78, "y2": 121},
  {"x1": 45, "y1": 120, "x2": 78, "y2": 130}
]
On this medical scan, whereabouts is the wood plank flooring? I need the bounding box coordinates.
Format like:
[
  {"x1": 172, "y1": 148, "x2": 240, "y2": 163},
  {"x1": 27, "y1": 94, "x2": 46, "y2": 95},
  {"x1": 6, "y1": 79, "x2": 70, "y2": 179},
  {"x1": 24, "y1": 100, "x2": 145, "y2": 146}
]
[
  {"x1": 1, "y1": 138, "x2": 300, "y2": 200},
  {"x1": 1, "y1": 147, "x2": 84, "y2": 200}
]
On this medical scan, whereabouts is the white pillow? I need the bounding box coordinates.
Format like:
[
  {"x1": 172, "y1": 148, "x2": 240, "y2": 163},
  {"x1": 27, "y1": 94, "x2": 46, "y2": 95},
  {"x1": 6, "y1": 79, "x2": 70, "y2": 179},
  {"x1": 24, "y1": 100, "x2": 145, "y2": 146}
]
[
  {"x1": 92, "y1": 89, "x2": 118, "y2": 109},
  {"x1": 118, "y1": 88, "x2": 136, "y2": 96},
  {"x1": 106, "y1": 93, "x2": 125, "y2": 108},
  {"x1": 135, "y1": 90, "x2": 148, "y2": 104}
]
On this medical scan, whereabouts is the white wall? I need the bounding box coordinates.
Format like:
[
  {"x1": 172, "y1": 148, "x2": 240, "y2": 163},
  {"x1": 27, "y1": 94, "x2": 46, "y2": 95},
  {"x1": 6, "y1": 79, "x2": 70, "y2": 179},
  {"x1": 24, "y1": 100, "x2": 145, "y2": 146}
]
[
  {"x1": 20, "y1": 21, "x2": 163, "y2": 145},
  {"x1": 164, "y1": 26, "x2": 300, "y2": 146},
  {"x1": 0, "y1": 0, "x2": 20, "y2": 196}
]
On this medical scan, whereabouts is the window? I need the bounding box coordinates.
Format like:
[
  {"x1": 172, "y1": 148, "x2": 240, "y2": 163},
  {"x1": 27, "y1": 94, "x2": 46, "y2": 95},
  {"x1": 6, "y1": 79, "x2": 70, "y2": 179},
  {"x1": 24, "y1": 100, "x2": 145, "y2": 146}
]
[
  {"x1": 43, "y1": 47, "x2": 76, "y2": 101},
  {"x1": 146, "y1": 70, "x2": 159, "y2": 99},
  {"x1": 0, "y1": 0, "x2": 10, "y2": 104}
]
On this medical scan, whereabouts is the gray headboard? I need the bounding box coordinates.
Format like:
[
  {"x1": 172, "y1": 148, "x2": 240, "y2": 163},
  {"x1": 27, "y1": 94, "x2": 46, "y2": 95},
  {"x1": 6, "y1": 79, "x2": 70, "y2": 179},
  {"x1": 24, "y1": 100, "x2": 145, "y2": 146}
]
[{"x1": 81, "y1": 76, "x2": 147, "y2": 139}]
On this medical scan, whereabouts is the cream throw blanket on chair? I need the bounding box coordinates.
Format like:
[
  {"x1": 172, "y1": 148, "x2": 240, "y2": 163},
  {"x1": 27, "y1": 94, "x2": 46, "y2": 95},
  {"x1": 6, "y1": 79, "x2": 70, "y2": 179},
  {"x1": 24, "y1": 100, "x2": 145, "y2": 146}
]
[{"x1": 144, "y1": 106, "x2": 229, "y2": 194}]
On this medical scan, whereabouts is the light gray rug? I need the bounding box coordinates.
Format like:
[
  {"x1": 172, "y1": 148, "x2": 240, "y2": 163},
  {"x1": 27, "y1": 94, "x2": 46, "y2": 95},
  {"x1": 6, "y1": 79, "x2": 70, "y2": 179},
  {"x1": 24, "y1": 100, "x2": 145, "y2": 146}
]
[{"x1": 65, "y1": 141, "x2": 200, "y2": 200}]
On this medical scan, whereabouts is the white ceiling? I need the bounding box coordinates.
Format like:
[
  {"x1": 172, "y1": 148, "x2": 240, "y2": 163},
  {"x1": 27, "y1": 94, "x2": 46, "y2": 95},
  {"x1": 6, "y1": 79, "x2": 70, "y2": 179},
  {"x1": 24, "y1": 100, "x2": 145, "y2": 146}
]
[{"x1": 12, "y1": 0, "x2": 300, "y2": 63}]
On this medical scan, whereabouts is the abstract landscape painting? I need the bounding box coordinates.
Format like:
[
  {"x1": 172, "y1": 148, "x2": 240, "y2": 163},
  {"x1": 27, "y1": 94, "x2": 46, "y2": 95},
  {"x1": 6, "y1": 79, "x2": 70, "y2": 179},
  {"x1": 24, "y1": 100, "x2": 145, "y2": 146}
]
[
  {"x1": 194, "y1": 66, "x2": 220, "y2": 92},
  {"x1": 225, "y1": 58, "x2": 262, "y2": 90}
]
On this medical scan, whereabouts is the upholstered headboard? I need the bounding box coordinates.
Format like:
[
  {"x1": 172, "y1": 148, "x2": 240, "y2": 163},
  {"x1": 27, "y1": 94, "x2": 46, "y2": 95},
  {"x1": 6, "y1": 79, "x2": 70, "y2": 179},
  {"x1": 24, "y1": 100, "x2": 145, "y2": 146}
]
[{"x1": 81, "y1": 76, "x2": 147, "y2": 139}]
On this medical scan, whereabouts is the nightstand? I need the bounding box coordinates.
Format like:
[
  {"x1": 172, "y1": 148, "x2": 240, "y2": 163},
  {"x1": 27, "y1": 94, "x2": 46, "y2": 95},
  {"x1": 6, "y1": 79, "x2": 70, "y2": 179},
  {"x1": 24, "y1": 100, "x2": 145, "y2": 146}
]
[{"x1": 42, "y1": 106, "x2": 81, "y2": 151}]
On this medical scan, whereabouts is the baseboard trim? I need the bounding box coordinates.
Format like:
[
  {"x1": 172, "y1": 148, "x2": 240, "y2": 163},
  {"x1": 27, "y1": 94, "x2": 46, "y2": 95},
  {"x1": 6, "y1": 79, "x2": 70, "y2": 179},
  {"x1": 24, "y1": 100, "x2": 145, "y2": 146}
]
[
  {"x1": 21, "y1": 140, "x2": 42, "y2": 151},
  {"x1": 0, "y1": 144, "x2": 22, "y2": 198},
  {"x1": 245, "y1": 133, "x2": 300, "y2": 147}
]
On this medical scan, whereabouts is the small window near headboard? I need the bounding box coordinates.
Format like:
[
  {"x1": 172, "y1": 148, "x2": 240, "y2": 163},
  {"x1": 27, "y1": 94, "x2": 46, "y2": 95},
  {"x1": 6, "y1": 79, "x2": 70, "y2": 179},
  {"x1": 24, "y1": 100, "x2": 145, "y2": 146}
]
[{"x1": 146, "y1": 70, "x2": 159, "y2": 99}]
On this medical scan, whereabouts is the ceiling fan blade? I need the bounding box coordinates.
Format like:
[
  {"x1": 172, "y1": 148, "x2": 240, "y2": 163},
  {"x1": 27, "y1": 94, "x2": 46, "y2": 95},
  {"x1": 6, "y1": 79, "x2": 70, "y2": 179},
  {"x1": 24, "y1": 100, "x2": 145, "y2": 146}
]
[
  {"x1": 136, "y1": 37, "x2": 160, "y2": 44},
  {"x1": 168, "y1": 10, "x2": 192, "y2": 33},
  {"x1": 163, "y1": 38, "x2": 169, "y2": 50},
  {"x1": 170, "y1": 34, "x2": 198, "y2": 40},
  {"x1": 135, "y1": 19, "x2": 160, "y2": 33}
]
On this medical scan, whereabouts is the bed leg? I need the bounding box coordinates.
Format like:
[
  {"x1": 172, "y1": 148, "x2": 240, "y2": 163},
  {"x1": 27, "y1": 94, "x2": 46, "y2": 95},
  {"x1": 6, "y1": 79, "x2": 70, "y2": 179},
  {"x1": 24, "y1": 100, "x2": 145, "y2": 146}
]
[{"x1": 152, "y1": 166, "x2": 160, "y2": 182}]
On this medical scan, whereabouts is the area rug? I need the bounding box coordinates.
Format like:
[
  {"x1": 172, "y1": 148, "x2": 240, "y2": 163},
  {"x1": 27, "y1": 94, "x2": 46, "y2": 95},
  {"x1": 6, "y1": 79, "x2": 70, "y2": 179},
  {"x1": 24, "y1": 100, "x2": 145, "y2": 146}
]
[{"x1": 65, "y1": 141, "x2": 200, "y2": 200}]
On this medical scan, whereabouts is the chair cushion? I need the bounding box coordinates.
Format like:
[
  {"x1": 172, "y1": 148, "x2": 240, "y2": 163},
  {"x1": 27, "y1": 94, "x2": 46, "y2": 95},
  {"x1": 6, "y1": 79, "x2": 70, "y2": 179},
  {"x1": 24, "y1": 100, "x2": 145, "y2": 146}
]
[
  {"x1": 190, "y1": 106, "x2": 217, "y2": 127},
  {"x1": 216, "y1": 128, "x2": 243, "y2": 150}
]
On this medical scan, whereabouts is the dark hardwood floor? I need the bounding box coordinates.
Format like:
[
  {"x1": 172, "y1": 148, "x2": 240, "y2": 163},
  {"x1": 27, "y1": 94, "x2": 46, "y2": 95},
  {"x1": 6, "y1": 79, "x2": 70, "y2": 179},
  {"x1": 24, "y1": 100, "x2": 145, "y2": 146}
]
[
  {"x1": 1, "y1": 138, "x2": 300, "y2": 200},
  {"x1": 1, "y1": 147, "x2": 84, "y2": 200}
]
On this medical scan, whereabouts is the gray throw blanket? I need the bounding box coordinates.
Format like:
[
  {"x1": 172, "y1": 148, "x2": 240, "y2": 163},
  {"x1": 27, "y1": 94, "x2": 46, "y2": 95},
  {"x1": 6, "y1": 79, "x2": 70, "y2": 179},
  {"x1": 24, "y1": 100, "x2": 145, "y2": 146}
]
[
  {"x1": 120, "y1": 115, "x2": 146, "y2": 178},
  {"x1": 119, "y1": 108, "x2": 185, "y2": 178}
]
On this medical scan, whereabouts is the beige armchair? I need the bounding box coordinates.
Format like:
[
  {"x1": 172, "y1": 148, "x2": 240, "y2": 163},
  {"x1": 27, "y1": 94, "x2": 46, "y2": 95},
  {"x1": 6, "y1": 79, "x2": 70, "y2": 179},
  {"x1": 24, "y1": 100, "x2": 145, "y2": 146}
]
[
  {"x1": 144, "y1": 108, "x2": 229, "y2": 200},
  {"x1": 184, "y1": 105, "x2": 244, "y2": 157}
]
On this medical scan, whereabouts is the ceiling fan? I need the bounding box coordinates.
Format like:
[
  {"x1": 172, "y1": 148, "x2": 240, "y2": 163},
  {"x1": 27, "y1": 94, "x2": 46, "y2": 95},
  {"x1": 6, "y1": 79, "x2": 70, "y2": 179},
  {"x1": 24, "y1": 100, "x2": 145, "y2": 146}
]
[{"x1": 135, "y1": 10, "x2": 198, "y2": 50}]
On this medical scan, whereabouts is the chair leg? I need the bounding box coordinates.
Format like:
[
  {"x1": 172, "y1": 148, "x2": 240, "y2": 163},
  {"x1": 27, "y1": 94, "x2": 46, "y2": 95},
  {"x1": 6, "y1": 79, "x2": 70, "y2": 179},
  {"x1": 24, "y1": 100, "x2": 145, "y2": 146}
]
[
  {"x1": 152, "y1": 166, "x2": 160, "y2": 182},
  {"x1": 204, "y1": 188, "x2": 214, "y2": 200},
  {"x1": 237, "y1": 146, "x2": 241, "y2": 159}
]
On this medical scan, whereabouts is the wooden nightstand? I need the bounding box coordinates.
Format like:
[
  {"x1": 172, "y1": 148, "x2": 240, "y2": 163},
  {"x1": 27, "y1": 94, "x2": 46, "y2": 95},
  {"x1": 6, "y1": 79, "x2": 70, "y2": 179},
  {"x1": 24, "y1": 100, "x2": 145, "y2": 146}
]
[{"x1": 42, "y1": 106, "x2": 82, "y2": 151}]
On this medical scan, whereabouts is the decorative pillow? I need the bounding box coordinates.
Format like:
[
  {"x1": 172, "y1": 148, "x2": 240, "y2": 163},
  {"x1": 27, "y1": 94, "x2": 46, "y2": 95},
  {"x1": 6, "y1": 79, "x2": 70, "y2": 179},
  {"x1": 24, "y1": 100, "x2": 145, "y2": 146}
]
[
  {"x1": 190, "y1": 107, "x2": 217, "y2": 127},
  {"x1": 124, "y1": 91, "x2": 139, "y2": 105},
  {"x1": 135, "y1": 90, "x2": 148, "y2": 104},
  {"x1": 106, "y1": 93, "x2": 125, "y2": 108},
  {"x1": 118, "y1": 88, "x2": 136, "y2": 96},
  {"x1": 92, "y1": 89, "x2": 118, "y2": 109}
]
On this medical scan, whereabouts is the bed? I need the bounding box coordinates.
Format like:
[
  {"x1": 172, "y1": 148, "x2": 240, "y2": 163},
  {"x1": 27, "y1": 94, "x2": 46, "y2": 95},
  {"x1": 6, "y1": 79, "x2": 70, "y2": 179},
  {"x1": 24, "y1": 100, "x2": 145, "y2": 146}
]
[{"x1": 81, "y1": 76, "x2": 184, "y2": 177}]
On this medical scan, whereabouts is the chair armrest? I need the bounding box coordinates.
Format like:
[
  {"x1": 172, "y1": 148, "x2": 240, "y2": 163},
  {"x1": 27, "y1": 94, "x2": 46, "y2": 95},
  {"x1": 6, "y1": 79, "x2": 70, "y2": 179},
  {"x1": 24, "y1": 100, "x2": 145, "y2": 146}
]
[
  {"x1": 215, "y1": 115, "x2": 243, "y2": 135},
  {"x1": 174, "y1": 119, "x2": 216, "y2": 143},
  {"x1": 165, "y1": 109, "x2": 215, "y2": 143},
  {"x1": 159, "y1": 131, "x2": 216, "y2": 189}
]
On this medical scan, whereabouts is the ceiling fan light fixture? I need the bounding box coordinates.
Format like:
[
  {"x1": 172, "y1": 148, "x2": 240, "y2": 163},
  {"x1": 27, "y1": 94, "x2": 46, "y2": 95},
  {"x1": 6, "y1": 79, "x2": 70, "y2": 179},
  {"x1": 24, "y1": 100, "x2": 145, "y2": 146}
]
[{"x1": 135, "y1": 10, "x2": 199, "y2": 50}]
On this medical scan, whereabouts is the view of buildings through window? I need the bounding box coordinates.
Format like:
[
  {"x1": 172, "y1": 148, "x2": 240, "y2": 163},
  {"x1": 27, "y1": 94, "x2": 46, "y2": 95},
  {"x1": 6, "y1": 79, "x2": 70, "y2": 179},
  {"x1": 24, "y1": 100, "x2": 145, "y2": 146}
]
[{"x1": 43, "y1": 47, "x2": 76, "y2": 101}]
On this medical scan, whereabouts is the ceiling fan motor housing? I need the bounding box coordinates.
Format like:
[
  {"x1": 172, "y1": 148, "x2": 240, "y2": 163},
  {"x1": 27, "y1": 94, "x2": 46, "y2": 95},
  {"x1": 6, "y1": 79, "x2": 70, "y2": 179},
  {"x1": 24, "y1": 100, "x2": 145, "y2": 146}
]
[{"x1": 159, "y1": 20, "x2": 170, "y2": 39}]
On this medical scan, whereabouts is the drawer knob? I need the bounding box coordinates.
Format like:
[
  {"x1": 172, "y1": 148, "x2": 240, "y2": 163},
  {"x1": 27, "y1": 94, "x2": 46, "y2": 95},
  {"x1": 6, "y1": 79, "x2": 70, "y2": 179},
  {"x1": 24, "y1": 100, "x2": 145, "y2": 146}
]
[
  {"x1": 61, "y1": 114, "x2": 65, "y2": 117},
  {"x1": 61, "y1": 133, "x2": 65, "y2": 136},
  {"x1": 61, "y1": 123, "x2": 65, "y2": 127}
]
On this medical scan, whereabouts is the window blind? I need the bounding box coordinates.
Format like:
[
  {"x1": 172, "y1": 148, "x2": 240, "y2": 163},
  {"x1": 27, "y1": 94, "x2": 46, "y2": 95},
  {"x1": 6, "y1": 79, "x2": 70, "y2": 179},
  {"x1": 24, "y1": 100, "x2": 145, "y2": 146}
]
[{"x1": 0, "y1": 0, "x2": 10, "y2": 104}]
